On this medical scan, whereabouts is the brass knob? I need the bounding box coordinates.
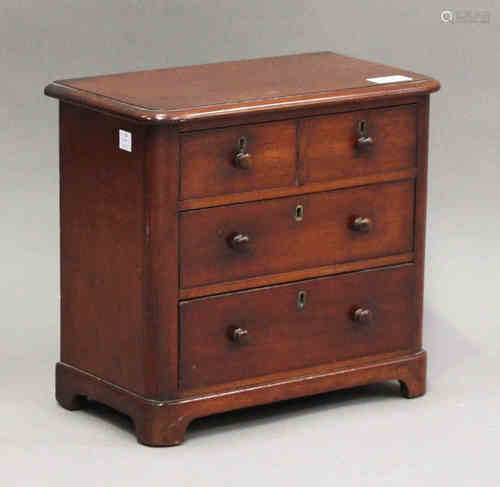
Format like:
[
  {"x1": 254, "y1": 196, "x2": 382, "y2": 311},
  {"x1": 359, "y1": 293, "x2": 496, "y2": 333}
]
[
  {"x1": 356, "y1": 135, "x2": 374, "y2": 150},
  {"x1": 228, "y1": 232, "x2": 250, "y2": 252},
  {"x1": 234, "y1": 151, "x2": 252, "y2": 170},
  {"x1": 350, "y1": 216, "x2": 372, "y2": 233},
  {"x1": 227, "y1": 326, "x2": 249, "y2": 344},
  {"x1": 352, "y1": 307, "x2": 374, "y2": 324}
]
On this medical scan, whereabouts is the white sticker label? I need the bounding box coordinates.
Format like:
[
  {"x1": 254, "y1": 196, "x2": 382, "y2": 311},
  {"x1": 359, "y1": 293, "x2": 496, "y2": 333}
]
[
  {"x1": 366, "y1": 75, "x2": 413, "y2": 84},
  {"x1": 119, "y1": 129, "x2": 132, "y2": 152}
]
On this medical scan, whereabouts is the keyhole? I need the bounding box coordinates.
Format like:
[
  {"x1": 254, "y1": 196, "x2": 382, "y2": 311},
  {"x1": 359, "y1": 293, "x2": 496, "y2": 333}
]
[
  {"x1": 358, "y1": 120, "x2": 367, "y2": 136},
  {"x1": 297, "y1": 290, "x2": 307, "y2": 310},
  {"x1": 295, "y1": 204, "x2": 304, "y2": 222},
  {"x1": 237, "y1": 136, "x2": 247, "y2": 151}
]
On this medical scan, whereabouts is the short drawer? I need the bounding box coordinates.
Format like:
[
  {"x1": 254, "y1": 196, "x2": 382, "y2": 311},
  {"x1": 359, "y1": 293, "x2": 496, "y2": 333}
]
[
  {"x1": 299, "y1": 105, "x2": 417, "y2": 184},
  {"x1": 180, "y1": 121, "x2": 296, "y2": 200},
  {"x1": 179, "y1": 264, "x2": 417, "y2": 390},
  {"x1": 180, "y1": 180, "x2": 414, "y2": 289}
]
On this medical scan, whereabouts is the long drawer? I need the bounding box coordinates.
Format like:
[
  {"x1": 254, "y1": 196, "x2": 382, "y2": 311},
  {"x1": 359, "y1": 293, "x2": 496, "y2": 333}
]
[
  {"x1": 180, "y1": 180, "x2": 415, "y2": 289},
  {"x1": 179, "y1": 264, "x2": 418, "y2": 391}
]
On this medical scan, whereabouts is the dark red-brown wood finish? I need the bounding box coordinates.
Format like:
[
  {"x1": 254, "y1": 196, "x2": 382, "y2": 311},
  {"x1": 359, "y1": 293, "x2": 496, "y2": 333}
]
[
  {"x1": 180, "y1": 120, "x2": 297, "y2": 199},
  {"x1": 180, "y1": 181, "x2": 415, "y2": 288},
  {"x1": 45, "y1": 51, "x2": 439, "y2": 123},
  {"x1": 46, "y1": 51, "x2": 440, "y2": 445},
  {"x1": 179, "y1": 265, "x2": 418, "y2": 391}
]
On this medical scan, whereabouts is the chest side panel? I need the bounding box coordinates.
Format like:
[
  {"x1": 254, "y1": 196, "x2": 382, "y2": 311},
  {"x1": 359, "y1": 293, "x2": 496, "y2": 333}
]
[{"x1": 59, "y1": 103, "x2": 148, "y2": 396}]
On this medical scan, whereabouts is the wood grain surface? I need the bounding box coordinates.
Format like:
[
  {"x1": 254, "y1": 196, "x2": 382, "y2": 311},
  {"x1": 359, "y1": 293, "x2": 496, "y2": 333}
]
[
  {"x1": 179, "y1": 264, "x2": 417, "y2": 390},
  {"x1": 180, "y1": 180, "x2": 415, "y2": 288},
  {"x1": 44, "y1": 52, "x2": 440, "y2": 123}
]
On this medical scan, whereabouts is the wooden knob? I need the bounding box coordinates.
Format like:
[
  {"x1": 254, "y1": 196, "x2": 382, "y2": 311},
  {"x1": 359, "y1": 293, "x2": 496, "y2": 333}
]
[
  {"x1": 227, "y1": 326, "x2": 249, "y2": 344},
  {"x1": 350, "y1": 216, "x2": 372, "y2": 233},
  {"x1": 356, "y1": 135, "x2": 374, "y2": 150},
  {"x1": 352, "y1": 307, "x2": 374, "y2": 324},
  {"x1": 234, "y1": 151, "x2": 252, "y2": 169},
  {"x1": 228, "y1": 232, "x2": 250, "y2": 252}
]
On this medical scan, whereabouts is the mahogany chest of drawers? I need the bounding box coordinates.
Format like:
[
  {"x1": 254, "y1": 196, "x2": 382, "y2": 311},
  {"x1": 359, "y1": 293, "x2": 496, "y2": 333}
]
[{"x1": 45, "y1": 52, "x2": 440, "y2": 446}]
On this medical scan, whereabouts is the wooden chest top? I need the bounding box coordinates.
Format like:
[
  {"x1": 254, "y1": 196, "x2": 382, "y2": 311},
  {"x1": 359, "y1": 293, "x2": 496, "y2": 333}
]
[{"x1": 44, "y1": 51, "x2": 440, "y2": 123}]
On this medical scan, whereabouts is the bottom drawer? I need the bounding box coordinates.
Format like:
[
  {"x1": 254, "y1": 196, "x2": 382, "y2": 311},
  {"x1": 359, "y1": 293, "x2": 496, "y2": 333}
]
[{"x1": 179, "y1": 264, "x2": 417, "y2": 391}]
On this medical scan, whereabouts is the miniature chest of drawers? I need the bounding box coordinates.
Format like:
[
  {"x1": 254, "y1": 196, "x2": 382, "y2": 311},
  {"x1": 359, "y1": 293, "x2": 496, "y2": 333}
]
[{"x1": 45, "y1": 52, "x2": 440, "y2": 446}]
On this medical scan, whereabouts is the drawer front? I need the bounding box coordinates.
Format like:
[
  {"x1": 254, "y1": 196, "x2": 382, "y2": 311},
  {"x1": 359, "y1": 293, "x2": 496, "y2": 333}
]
[
  {"x1": 179, "y1": 264, "x2": 417, "y2": 390},
  {"x1": 180, "y1": 180, "x2": 414, "y2": 289},
  {"x1": 299, "y1": 105, "x2": 416, "y2": 184},
  {"x1": 180, "y1": 121, "x2": 296, "y2": 199}
]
